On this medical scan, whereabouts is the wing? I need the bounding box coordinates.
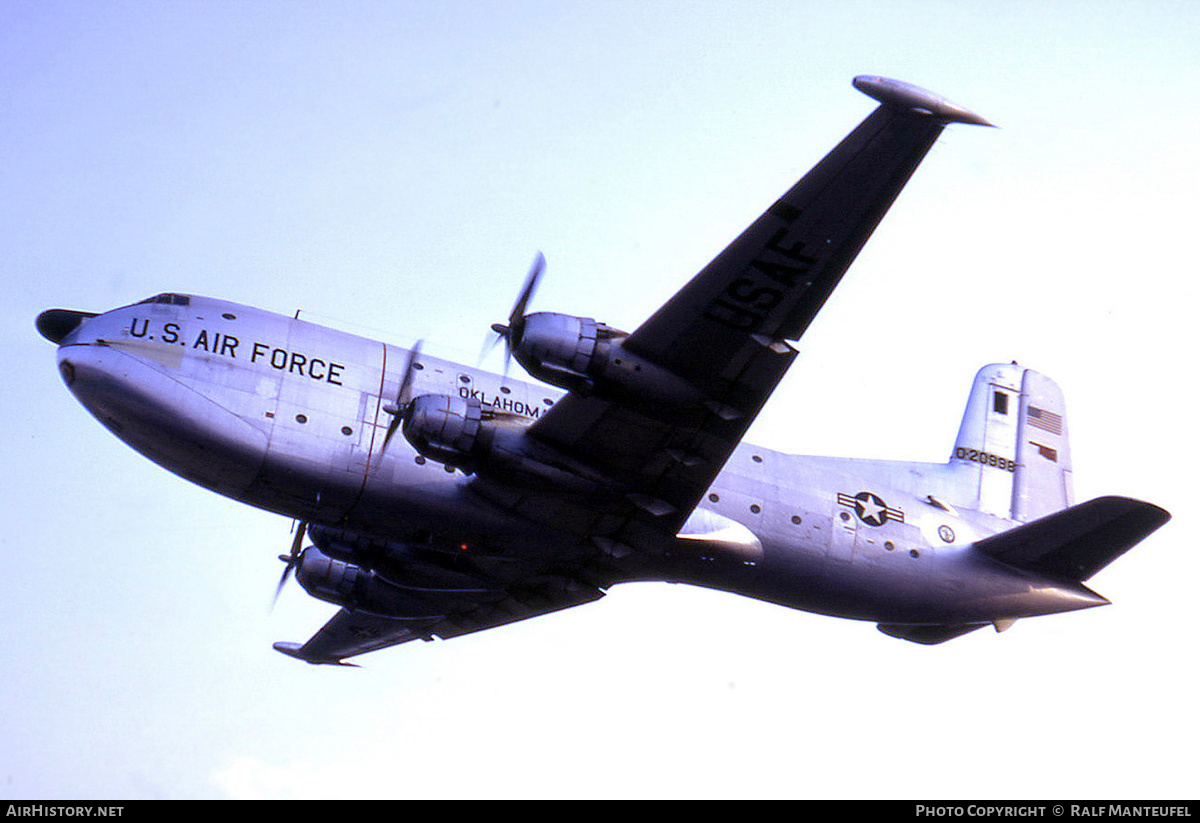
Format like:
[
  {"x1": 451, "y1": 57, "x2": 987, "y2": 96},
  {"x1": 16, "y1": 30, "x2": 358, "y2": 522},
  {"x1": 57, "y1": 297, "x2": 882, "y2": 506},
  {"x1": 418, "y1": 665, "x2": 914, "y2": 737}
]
[
  {"x1": 522, "y1": 78, "x2": 990, "y2": 535},
  {"x1": 275, "y1": 78, "x2": 989, "y2": 664},
  {"x1": 275, "y1": 573, "x2": 605, "y2": 665}
]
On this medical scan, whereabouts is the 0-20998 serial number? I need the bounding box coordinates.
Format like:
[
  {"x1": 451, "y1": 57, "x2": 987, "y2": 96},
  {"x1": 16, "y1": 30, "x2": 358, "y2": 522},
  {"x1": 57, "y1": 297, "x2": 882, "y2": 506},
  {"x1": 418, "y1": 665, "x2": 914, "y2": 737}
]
[{"x1": 955, "y1": 447, "x2": 1017, "y2": 472}]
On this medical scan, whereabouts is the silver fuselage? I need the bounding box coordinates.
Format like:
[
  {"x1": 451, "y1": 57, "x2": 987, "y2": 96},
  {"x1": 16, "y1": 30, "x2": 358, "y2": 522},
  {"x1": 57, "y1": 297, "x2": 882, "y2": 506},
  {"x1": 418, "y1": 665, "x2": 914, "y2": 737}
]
[{"x1": 50, "y1": 294, "x2": 1106, "y2": 628}]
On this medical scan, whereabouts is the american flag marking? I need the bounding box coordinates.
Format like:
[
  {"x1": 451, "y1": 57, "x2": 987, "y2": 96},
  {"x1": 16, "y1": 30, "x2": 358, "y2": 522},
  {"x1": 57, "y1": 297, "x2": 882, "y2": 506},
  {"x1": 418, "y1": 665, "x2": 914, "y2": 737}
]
[{"x1": 1027, "y1": 405, "x2": 1063, "y2": 435}]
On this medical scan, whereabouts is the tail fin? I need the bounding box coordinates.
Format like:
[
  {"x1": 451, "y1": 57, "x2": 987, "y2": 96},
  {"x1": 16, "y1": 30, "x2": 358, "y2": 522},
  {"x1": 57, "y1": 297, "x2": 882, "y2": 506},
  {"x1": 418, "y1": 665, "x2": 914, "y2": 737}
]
[{"x1": 951, "y1": 363, "x2": 1074, "y2": 522}]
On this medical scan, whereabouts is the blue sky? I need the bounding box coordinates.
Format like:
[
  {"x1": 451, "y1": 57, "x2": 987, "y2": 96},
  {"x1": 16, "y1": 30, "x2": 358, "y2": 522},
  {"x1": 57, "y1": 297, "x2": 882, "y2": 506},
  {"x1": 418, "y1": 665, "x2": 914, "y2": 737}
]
[{"x1": 2, "y1": 0, "x2": 1197, "y2": 799}]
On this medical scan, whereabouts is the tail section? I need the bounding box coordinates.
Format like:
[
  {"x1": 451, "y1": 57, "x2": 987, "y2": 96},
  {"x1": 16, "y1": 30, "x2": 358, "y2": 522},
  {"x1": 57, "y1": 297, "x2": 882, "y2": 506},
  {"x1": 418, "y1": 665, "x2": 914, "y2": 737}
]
[
  {"x1": 951, "y1": 363, "x2": 1074, "y2": 522},
  {"x1": 878, "y1": 496, "x2": 1169, "y2": 645},
  {"x1": 877, "y1": 364, "x2": 1169, "y2": 646}
]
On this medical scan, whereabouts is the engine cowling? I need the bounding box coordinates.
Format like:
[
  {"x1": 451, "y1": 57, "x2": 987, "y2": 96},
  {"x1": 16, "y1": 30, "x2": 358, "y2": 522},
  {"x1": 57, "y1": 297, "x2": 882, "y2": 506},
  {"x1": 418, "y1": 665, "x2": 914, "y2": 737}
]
[
  {"x1": 295, "y1": 546, "x2": 440, "y2": 617},
  {"x1": 396, "y1": 391, "x2": 618, "y2": 491},
  {"x1": 512, "y1": 312, "x2": 703, "y2": 406},
  {"x1": 402, "y1": 393, "x2": 482, "y2": 468},
  {"x1": 514, "y1": 312, "x2": 604, "y2": 382}
]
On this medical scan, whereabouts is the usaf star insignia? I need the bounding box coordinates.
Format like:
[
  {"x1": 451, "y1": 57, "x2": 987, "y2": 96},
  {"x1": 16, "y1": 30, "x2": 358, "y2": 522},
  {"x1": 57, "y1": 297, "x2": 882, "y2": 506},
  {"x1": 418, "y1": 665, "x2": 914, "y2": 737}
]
[{"x1": 838, "y1": 491, "x2": 905, "y2": 527}]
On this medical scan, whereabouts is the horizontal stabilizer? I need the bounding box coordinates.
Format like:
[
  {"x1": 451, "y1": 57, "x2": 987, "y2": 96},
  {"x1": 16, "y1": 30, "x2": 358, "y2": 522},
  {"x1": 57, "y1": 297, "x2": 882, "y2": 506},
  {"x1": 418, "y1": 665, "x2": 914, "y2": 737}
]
[{"x1": 974, "y1": 496, "x2": 1170, "y2": 581}]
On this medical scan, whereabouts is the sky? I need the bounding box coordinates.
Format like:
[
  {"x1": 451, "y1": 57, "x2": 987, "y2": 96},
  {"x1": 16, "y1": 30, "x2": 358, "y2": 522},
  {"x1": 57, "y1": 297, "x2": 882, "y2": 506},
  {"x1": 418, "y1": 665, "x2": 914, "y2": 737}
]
[{"x1": 2, "y1": 0, "x2": 1197, "y2": 800}]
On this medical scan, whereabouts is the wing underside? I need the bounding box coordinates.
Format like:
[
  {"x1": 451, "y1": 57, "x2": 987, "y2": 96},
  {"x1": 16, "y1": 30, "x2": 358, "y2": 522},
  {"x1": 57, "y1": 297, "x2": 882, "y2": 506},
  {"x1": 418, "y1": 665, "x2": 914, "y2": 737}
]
[
  {"x1": 275, "y1": 574, "x2": 605, "y2": 664},
  {"x1": 276, "y1": 78, "x2": 989, "y2": 663},
  {"x1": 518, "y1": 93, "x2": 968, "y2": 545}
]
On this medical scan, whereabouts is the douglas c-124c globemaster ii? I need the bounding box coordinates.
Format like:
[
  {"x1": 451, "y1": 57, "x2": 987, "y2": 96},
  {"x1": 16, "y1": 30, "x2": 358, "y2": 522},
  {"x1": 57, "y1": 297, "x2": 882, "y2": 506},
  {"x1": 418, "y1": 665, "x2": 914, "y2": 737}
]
[{"x1": 37, "y1": 76, "x2": 1169, "y2": 664}]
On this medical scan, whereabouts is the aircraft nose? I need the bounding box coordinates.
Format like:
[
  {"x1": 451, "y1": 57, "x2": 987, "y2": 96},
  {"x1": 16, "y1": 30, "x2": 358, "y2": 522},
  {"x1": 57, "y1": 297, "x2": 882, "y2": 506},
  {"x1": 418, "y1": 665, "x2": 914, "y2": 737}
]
[{"x1": 36, "y1": 309, "x2": 98, "y2": 344}]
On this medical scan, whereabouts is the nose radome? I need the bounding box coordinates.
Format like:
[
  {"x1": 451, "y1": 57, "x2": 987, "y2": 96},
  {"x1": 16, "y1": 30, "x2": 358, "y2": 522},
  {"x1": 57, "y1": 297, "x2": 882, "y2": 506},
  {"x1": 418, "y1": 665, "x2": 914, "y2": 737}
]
[{"x1": 36, "y1": 309, "x2": 98, "y2": 344}]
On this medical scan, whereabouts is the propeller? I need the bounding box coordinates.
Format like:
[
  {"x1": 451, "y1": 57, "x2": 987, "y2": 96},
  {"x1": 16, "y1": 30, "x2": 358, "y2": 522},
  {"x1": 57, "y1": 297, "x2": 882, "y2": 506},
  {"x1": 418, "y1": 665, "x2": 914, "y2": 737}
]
[
  {"x1": 382, "y1": 339, "x2": 423, "y2": 452},
  {"x1": 272, "y1": 520, "x2": 307, "y2": 610},
  {"x1": 485, "y1": 251, "x2": 545, "y2": 373}
]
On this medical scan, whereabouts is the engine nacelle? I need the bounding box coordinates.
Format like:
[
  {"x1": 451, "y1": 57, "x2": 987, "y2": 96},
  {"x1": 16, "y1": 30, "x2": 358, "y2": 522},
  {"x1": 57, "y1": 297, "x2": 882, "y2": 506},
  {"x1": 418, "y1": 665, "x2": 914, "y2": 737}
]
[
  {"x1": 402, "y1": 393, "x2": 482, "y2": 468},
  {"x1": 295, "y1": 545, "x2": 362, "y2": 605},
  {"x1": 294, "y1": 546, "x2": 436, "y2": 617},
  {"x1": 397, "y1": 391, "x2": 618, "y2": 491},
  {"x1": 514, "y1": 312, "x2": 605, "y2": 384},
  {"x1": 513, "y1": 312, "x2": 703, "y2": 406}
]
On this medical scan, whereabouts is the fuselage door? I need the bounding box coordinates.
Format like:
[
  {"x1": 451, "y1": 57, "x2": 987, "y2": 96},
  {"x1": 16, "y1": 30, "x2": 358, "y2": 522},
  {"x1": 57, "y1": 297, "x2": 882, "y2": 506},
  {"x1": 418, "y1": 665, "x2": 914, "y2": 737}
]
[{"x1": 262, "y1": 317, "x2": 386, "y2": 522}]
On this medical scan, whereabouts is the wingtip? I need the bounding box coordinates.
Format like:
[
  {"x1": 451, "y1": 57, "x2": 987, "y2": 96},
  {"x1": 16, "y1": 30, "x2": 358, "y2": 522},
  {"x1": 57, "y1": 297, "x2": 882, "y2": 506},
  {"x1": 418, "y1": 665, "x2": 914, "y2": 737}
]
[
  {"x1": 273, "y1": 641, "x2": 359, "y2": 666},
  {"x1": 853, "y1": 75, "x2": 994, "y2": 127}
]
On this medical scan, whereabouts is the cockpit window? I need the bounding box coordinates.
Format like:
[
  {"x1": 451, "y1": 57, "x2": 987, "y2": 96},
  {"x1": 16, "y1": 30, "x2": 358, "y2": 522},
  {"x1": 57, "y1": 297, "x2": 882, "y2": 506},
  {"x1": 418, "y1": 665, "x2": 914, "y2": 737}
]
[{"x1": 137, "y1": 293, "x2": 191, "y2": 306}]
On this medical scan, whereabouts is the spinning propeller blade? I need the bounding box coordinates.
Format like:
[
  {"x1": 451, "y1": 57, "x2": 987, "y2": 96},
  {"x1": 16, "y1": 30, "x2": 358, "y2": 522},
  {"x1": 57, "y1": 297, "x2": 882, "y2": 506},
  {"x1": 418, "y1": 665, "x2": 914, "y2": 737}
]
[
  {"x1": 487, "y1": 252, "x2": 545, "y2": 373},
  {"x1": 272, "y1": 520, "x2": 307, "y2": 610},
  {"x1": 382, "y1": 340, "x2": 423, "y2": 452}
]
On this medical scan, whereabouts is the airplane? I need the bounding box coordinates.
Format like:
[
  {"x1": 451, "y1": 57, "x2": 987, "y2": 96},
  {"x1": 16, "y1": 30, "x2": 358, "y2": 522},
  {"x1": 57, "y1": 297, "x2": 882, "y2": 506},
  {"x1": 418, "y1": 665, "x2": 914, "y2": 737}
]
[{"x1": 36, "y1": 76, "x2": 1169, "y2": 665}]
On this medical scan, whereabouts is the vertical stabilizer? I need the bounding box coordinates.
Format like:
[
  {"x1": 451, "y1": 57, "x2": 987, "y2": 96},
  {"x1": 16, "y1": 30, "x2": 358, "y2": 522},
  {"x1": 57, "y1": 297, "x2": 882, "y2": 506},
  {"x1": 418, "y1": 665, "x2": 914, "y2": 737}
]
[
  {"x1": 952, "y1": 363, "x2": 1023, "y2": 518},
  {"x1": 951, "y1": 364, "x2": 1073, "y2": 522},
  {"x1": 1012, "y1": 370, "x2": 1073, "y2": 521}
]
